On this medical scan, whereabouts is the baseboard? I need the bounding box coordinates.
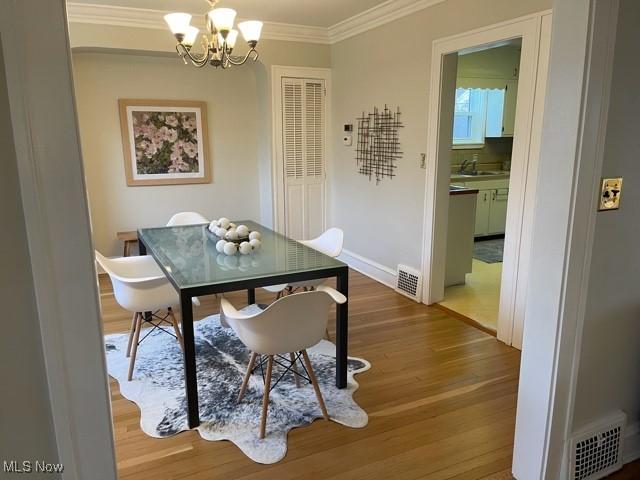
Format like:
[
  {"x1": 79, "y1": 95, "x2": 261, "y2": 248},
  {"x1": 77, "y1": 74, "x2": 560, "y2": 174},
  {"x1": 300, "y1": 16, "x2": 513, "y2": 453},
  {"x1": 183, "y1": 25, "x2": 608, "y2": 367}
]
[
  {"x1": 338, "y1": 249, "x2": 397, "y2": 289},
  {"x1": 624, "y1": 421, "x2": 640, "y2": 464}
]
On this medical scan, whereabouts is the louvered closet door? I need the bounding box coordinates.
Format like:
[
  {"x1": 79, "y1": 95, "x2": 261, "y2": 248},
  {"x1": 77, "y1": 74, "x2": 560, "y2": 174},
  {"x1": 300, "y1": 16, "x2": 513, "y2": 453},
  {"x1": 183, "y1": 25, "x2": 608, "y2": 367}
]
[{"x1": 281, "y1": 77, "x2": 326, "y2": 240}]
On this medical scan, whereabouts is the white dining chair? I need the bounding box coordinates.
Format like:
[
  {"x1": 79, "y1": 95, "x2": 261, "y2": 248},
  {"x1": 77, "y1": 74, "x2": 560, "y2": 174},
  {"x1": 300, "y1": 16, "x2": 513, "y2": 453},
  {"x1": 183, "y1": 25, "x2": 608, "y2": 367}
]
[
  {"x1": 96, "y1": 251, "x2": 184, "y2": 381},
  {"x1": 263, "y1": 228, "x2": 344, "y2": 298},
  {"x1": 166, "y1": 211, "x2": 209, "y2": 305},
  {"x1": 166, "y1": 211, "x2": 209, "y2": 227},
  {"x1": 220, "y1": 286, "x2": 346, "y2": 439}
]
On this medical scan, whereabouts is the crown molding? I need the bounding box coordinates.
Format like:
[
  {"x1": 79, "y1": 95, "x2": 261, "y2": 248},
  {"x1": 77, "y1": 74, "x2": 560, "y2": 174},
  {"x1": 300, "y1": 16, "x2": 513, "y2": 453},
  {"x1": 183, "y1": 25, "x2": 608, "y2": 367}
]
[
  {"x1": 66, "y1": 1, "x2": 447, "y2": 46},
  {"x1": 66, "y1": 3, "x2": 330, "y2": 44},
  {"x1": 329, "y1": 0, "x2": 446, "y2": 43}
]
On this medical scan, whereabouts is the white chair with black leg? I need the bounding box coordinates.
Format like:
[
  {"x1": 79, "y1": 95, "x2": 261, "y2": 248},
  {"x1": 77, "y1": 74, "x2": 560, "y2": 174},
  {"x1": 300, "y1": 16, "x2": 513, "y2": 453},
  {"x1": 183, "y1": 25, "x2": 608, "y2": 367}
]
[
  {"x1": 263, "y1": 228, "x2": 344, "y2": 298},
  {"x1": 166, "y1": 211, "x2": 209, "y2": 305},
  {"x1": 166, "y1": 211, "x2": 209, "y2": 227},
  {"x1": 220, "y1": 286, "x2": 346, "y2": 439},
  {"x1": 96, "y1": 251, "x2": 184, "y2": 381}
]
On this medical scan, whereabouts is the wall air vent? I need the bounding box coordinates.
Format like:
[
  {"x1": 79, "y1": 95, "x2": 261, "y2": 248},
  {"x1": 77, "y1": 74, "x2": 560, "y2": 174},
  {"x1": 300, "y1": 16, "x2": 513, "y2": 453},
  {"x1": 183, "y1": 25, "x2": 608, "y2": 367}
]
[
  {"x1": 570, "y1": 411, "x2": 626, "y2": 480},
  {"x1": 396, "y1": 265, "x2": 422, "y2": 302}
]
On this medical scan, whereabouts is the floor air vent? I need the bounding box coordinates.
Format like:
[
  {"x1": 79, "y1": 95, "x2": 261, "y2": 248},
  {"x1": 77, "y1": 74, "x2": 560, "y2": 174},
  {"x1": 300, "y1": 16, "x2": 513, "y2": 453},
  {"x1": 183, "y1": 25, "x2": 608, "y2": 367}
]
[
  {"x1": 570, "y1": 412, "x2": 626, "y2": 480},
  {"x1": 396, "y1": 265, "x2": 422, "y2": 302}
]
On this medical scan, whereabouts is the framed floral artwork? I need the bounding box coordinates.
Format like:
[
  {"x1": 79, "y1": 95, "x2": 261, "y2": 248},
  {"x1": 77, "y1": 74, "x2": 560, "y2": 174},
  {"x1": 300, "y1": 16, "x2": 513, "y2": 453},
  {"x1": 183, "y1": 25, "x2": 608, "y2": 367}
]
[{"x1": 118, "y1": 99, "x2": 211, "y2": 186}]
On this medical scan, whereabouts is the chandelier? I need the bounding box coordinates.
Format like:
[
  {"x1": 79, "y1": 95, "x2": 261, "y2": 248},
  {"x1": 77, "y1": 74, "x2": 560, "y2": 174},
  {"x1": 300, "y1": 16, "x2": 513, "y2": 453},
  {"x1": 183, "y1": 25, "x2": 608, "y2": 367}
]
[{"x1": 164, "y1": 0, "x2": 263, "y2": 69}]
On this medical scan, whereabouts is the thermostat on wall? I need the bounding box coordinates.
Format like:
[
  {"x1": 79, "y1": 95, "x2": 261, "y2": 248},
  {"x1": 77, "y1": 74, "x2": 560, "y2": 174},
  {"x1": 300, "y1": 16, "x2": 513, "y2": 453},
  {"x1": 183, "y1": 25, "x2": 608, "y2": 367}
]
[{"x1": 343, "y1": 124, "x2": 353, "y2": 146}]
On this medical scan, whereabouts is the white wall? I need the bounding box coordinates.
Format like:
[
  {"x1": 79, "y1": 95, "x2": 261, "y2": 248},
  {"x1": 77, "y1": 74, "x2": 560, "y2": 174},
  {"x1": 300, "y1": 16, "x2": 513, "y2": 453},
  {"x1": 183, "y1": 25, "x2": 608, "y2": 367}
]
[
  {"x1": 329, "y1": 0, "x2": 551, "y2": 272},
  {"x1": 572, "y1": 0, "x2": 640, "y2": 435},
  {"x1": 70, "y1": 22, "x2": 331, "y2": 255},
  {"x1": 2, "y1": 1, "x2": 117, "y2": 477},
  {"x1": 73, "y1": 52, "x2": 260, "y2": 256},
  {"x1": 0, "y1": 37, "x2": 60, "y2": 476}
]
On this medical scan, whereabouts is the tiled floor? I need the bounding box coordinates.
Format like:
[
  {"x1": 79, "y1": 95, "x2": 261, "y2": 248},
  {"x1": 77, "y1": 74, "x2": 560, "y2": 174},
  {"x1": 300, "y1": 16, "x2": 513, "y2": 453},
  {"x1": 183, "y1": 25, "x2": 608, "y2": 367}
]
[{"x1": 439, "y1": 259, "x2": 502, "y2": 332}]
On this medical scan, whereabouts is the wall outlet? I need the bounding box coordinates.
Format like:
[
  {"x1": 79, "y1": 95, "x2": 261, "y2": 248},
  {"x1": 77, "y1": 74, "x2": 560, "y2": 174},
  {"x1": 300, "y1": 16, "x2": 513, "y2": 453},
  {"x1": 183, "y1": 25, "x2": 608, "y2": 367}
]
[{"x1": 598, "y1": 177, "x2": 622, "y2": 211}]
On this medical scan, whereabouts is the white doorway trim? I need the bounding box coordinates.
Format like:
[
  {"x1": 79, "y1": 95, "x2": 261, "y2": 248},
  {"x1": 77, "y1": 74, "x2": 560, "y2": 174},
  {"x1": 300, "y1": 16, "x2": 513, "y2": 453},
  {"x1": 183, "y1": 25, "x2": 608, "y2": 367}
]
[
  {"x1": 1, "y1": 1, "x2": 117, "y2": 478},
  {"x1": 271, "y1": 65, "x2": 332, "y2": 235},
  {"x1": 514, "y1": 0, "x2": 619, "y2": 477},
  {"x1": 420, "y1": 10, "x2": 552, "y2": 348}
]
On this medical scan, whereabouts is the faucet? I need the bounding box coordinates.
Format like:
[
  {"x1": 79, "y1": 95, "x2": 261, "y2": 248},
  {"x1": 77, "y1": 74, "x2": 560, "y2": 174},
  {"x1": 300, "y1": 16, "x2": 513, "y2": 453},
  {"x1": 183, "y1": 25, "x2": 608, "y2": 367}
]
[{"x1": 458, "y1": 154, "x2": 478, "y2": 174}]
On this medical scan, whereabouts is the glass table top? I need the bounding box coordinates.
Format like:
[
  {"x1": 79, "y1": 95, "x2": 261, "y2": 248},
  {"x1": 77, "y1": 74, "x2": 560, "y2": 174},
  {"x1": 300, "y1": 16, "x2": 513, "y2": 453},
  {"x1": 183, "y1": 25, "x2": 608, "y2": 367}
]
[{"x1": 138, "y1": 220, "x2": 346, "y2": 290}]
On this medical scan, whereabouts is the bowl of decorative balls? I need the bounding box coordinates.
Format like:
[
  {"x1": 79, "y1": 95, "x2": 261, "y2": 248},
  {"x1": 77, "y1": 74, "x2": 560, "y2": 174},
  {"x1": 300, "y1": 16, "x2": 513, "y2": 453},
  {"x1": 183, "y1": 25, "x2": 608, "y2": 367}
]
[{"x1": 206, "y1": 217, "x2": 262, "y2": 256}]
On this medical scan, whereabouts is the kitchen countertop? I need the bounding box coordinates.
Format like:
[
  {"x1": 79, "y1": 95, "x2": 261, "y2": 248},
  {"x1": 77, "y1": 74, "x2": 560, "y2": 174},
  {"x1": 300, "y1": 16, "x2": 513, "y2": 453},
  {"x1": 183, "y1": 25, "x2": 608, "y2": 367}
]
[
  {"x1": 450, "y1": 171, "x2": 511, "y2": 182},
  {"x1": 449, "y1": 185, "x2": 479, "y2": 196}
]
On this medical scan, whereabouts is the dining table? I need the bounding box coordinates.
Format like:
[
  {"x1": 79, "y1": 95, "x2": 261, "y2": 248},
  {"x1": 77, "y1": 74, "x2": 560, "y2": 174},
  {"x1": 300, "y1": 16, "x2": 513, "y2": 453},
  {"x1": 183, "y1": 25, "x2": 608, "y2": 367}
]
[{"x1": 137, "y1": 220, "x2": 349, "y2": 429}]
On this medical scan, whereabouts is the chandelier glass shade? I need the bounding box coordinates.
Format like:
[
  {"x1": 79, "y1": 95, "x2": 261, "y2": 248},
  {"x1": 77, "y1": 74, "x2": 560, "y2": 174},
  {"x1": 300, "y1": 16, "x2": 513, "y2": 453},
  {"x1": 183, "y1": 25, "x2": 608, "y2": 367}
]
[{"x1": 164, "y1": 1, "x2": 263, "y2": 69}]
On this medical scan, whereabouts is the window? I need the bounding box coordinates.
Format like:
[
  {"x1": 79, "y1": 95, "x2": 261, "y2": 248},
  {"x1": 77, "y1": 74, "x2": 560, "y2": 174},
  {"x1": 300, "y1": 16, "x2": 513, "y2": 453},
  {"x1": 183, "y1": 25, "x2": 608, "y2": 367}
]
[
  {"x1": 453, "y1": 87, "x2": 508, "y2": 145},
  {"x1": 453, "y1": 88, "x2": 487, "y2": 146}
]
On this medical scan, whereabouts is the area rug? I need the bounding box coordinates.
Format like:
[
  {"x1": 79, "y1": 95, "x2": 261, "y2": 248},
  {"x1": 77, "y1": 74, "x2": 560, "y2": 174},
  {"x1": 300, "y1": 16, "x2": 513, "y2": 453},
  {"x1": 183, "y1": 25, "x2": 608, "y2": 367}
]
[
  {"x1": 473, "y1": 238, "x2": 504, "y2": 264},
  {"x1": 104, "y1": 305, "x2": 370, "y2": 464}
]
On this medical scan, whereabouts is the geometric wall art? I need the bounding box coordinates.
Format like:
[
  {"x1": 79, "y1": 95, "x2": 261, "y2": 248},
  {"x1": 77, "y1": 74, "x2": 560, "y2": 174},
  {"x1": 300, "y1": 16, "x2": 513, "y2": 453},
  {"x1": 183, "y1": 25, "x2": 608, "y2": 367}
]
[{"x1": 356, "y1": 105, "x2": 403, "y2": 184}]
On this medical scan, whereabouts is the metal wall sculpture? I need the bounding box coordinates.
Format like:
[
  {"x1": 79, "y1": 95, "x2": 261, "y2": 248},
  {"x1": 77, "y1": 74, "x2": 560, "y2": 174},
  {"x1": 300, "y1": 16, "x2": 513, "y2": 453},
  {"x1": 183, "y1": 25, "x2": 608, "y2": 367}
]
[{"x1": 356, "y1": 105, "x2": 403, "y2": 184}]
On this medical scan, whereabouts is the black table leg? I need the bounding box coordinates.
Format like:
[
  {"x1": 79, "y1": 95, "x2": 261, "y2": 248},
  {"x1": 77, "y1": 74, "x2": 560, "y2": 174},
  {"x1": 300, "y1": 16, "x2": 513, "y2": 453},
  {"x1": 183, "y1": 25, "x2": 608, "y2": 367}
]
[
  {"x1": 180, "y1": 292, "x2": 200, "y2": 428},
  {"x1": 336, "y1": 267, "x2": 349, "y2": 389},
  {"x1": 247, "y1": 288, "x2": 256, "y2": 305},
  {"x1": 137, "y1": 235, "x2": 152, "y2": 321},
  {"x1": 137, "y1": 233, "x2": 146, "y2": 255}
]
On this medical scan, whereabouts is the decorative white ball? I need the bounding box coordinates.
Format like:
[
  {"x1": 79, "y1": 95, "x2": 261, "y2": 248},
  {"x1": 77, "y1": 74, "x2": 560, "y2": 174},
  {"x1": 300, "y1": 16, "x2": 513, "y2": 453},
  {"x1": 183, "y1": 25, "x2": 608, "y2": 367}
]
[
  {"x1": 236, "y1": 225, "x2": 249, "y2": 237},
  {"x1": 224, "y1": 255, "x2": 238, "y2": 269},
  {"x1": 208, "y1": 221, "x2": 217, "y2": 232},
  {"x1": 229, "y1": 222, "x2": 237, "y2": 229},
  {"x1": 219, "y1": 217, "x2": 231, "y2": 229},
  {"x1": 215, "y1": 239, "x2": 227, "y2": 253},
  {"x1": 223, "y1": 242, "x2": 237, "y2": 255},
  {"x1": 249, "y1": 231, "x2": 262, "y2": 241},
  {"x1": 249, "y1": 238, "x2": 262, "y2": 250},
  {"x1": 216, "y1": 227, "x2": 228, "y2": 238},
  {"x1": 239, "y1": 241, "x2": 252, "y2": 255},
  {"x1": 225, "y1": 229, "x2": 239, "y2": 241}
]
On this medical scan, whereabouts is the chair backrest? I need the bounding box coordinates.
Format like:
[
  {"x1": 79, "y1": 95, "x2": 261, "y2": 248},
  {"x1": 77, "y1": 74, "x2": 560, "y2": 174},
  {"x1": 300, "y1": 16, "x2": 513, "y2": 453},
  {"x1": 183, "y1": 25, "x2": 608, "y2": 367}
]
[
  {"x1": 95, "y1": 251, "x2": 175, "y2": 312},
  {"x1": 220, "y1": 286, "x2": 346, "y2": 355},
  {"x1": 166, "y1": 211, "x2": 209, "y2": 226},
  {"x1": 302, "y1": 227, "x2": 344, "y2": 258}
]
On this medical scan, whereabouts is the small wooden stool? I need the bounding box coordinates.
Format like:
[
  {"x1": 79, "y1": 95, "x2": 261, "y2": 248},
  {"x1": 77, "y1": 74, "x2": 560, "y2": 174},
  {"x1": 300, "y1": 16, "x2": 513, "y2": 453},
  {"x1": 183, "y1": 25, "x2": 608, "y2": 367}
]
[{"x1": 117, "y1": 231, "x2": 138, "y2": 257}]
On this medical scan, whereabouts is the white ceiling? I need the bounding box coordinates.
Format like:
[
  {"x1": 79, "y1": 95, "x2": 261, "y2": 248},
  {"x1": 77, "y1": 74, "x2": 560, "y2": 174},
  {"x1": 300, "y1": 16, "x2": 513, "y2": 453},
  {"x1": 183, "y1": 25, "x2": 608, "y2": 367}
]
[{"x1": 69, "y1": 0, "x2": 391, "y2": 28}]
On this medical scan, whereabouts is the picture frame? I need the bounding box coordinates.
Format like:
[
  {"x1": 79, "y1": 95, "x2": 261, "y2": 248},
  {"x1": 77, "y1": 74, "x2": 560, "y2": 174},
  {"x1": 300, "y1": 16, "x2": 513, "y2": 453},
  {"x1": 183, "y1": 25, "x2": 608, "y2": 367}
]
[{"x1": 118, "y1": 99, "x2": 211, "y2": 186}]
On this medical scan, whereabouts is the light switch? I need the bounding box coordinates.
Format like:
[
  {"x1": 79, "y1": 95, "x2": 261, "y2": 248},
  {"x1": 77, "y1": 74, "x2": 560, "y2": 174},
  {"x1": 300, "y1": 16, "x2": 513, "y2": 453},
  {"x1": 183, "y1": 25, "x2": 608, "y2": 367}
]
[{"x1": 598, "y1": 177, "x2": 622, "y2": 211}]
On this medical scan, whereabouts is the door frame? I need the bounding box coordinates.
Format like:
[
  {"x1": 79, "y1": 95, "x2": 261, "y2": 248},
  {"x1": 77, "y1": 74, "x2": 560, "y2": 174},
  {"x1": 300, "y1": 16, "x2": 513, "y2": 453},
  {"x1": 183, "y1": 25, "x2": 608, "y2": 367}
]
[
  {"x1": 271, "y1": 65, "x2": 332, "y2": 235},
  {"x1": 1, "y1": 0, "x2": 117, "y2": 478},
  {"x1": 420, "y1": 10, "x2": 552, "y2": 348}
]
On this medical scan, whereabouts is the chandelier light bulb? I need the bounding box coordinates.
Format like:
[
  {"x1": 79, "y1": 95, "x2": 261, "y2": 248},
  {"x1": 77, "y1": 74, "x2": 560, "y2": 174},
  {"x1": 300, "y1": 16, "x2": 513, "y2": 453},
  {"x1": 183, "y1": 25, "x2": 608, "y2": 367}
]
[
  {"x1": 208, "y1": 8, "x2": 237, "y2": 35},
  {"x1": 167, "y1": 2, "x2": 260, "y2": 69},
  {"x1": 238, "y1": 20, "x2": 263, "y2": 44},
  {"x1": 164, "y1": 13, "x2": 192, "y2": 39},
  {"x1": 225, "y1": 29, "x2": 239, "y2": 49},
  {"x1": 183, "y1": 26, "x2": 200, "y2": 48}
]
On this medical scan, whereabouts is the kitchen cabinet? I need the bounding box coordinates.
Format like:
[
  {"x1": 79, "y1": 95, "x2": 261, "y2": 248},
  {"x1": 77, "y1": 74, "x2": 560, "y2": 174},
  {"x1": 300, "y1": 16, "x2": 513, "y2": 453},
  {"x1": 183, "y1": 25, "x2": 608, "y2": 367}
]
[
  {"x1": 475, "y1": 189, "x2": 492, "y2": 235},
  {"x1": 502, "y1": 79, "x2": 518, "y2": 136},
  {"x1": 456, "y1": 179, "x2": 509, "y2": 236},
  {"x1": 488, "y1": 188, "x2": 509, "y2": 234},
  {"x1": 485, "y1": 79, "x2": 518, "y2": 138},
  {"x1": 446, "y1": 187, "x2": 477, "y2": 286}
]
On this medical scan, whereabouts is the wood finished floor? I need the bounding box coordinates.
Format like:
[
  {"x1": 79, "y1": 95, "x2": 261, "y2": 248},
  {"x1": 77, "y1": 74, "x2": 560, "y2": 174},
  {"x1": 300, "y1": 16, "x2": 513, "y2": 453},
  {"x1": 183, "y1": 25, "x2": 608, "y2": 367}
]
[{"x1": 99, "y1": 270, "x2": 521, "y2": 480}]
